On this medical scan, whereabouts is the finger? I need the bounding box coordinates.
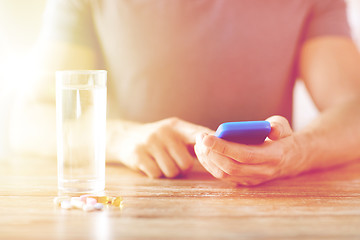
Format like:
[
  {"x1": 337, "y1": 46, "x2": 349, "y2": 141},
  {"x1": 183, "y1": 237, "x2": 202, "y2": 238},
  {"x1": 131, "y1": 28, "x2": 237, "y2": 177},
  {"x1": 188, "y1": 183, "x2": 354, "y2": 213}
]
[
  {"x1": 208, "y1": 150, "x2": 277, "y2": 180},
  {"x1": 150, "y1": 145, "x2": 181, "y2": 178},
  {"x1": 194, "y1": 134, "x2": 227, "y2": 179},
  {"x1": 195, "y1": 144, "x2": 226, "y2": 179},
  {"x1": 171, "y1": 118, "x2": 214, "y2": 144},
  {"x1": 160, "y1": 129, "x2": 196, "y2": 173},
  {"x1": 137, "y1": 151, "x2": 163, "y2": 179},
  {"x1": 202, "y1": 134, "x2": 269, "y2": 164},
  {"x1": 266, "y1": 115, "x2": 292, "y2": 140},
  {"x1": 196, "y1": 141, "x2": 277, "y2": 185},
  {"x1": 166, "y1": 139, "x2": 196, "y2": 173},
  {"x1": 196, "y1": 141, "x2": 272, "y2": 186}
]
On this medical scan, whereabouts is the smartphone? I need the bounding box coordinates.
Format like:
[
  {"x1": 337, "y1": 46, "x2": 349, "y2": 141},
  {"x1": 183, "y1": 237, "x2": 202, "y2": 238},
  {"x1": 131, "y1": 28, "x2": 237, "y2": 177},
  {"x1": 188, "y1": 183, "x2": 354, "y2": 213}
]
[{"x1": 214, "y1": 121, "x2": 271, "y2": 145}]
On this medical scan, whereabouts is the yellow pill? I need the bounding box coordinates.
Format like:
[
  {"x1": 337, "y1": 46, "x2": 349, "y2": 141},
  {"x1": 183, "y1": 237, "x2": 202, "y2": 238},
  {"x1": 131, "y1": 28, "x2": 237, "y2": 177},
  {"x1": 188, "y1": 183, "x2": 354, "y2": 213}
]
[
  {"x1": 80, "y1": 195, "x2": 112, "y2": 204},
  {"x1": 111, "y1": 197, "x2": 123, "y2": 207},
  {"x1": 96, "y1": 196, "x2": 113, "y2": 204}
]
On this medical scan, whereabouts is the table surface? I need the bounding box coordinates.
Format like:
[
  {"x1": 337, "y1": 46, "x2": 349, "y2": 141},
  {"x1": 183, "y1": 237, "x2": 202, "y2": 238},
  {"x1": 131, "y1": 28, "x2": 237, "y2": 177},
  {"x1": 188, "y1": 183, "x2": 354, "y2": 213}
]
[{"x1": 0, "y1": 155, "x2": 360, "y2": 240}]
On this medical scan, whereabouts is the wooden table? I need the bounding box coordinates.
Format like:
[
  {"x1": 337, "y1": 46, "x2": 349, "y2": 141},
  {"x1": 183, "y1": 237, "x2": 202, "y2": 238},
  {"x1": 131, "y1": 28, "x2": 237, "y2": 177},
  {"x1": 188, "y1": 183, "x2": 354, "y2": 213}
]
[{"x1": 0, "y1": 155, "x2": 360, "y2": 240}]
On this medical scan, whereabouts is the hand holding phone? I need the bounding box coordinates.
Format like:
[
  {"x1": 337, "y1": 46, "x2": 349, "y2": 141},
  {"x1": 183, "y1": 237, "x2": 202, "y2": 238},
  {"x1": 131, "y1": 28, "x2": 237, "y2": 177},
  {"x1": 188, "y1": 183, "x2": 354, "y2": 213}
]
[{"x1": 214, "y1": 121, "x2": 271, "y2": 145}]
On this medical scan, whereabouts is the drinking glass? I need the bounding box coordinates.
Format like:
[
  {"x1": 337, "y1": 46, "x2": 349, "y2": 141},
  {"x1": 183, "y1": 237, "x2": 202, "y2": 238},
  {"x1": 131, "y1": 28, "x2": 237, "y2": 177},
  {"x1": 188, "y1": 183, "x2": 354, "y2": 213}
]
[{"x1": 56, "y1": 70, "x2": 107, "y2": 193}]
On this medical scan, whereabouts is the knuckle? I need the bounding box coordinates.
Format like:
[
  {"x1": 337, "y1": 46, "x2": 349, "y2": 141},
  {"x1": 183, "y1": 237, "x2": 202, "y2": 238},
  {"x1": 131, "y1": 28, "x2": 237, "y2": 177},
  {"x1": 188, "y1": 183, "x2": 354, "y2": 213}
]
[
  {"x1": 145, "y1": 133, "x2": 160, "y2": 146},
  {"x1": 154, "y1": 126, "x2": 166, "y2": 136},
  {"x1": 156, "y1": 124, "x2": 175, "y2": 139},
  {"x1": 165, "y1": 117, "x2": 180, "y2": 126},
  {"x1": 134, "y1": 144, "x2": 146, "y2": 156}
]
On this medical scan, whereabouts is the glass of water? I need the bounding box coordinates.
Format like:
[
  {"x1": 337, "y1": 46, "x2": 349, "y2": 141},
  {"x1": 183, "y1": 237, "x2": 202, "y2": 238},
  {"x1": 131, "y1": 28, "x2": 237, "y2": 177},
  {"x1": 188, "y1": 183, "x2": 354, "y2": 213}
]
[{"x1": 56, "y1": 70, "x2": 107, "y2": 193}]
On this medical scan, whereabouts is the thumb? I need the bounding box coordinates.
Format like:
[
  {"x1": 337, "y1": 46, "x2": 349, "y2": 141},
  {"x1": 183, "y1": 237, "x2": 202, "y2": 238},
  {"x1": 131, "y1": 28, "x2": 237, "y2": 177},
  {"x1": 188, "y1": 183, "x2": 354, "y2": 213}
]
[{"x1": 266, "y1": 115, "x2": 293, "y2": 140}]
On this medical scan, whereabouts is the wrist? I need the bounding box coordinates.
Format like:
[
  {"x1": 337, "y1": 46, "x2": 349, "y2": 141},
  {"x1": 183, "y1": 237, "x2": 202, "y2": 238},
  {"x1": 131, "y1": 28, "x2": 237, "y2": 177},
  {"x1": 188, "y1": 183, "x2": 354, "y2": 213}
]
[
  {"x1": 278, "y1": 131, "x2": 315, "y2": 178},
  {"x1": 291, "y1": 131, "x2": 315, "y2": 174},
  {"x1": 106, "y1": 119, "x2": 141, "y2": 162}
]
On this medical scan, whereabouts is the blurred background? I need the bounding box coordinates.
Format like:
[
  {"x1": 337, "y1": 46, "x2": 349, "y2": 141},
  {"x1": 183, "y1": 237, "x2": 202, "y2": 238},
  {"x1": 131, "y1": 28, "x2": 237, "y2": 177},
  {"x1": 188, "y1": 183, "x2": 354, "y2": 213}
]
[{"x1": 0, "y1": 0, "x2": 359, "y2": 159}]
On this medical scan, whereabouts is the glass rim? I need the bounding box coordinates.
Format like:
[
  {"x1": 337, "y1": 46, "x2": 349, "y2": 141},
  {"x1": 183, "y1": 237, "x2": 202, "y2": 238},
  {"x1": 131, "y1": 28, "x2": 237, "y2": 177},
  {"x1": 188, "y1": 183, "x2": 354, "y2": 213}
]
[
  {"x1": 56, "y1": 70, "x2": 107, "y2": 87},
  {"x1": 56, "y1": 70, "x2": 107, "y2": 75}
]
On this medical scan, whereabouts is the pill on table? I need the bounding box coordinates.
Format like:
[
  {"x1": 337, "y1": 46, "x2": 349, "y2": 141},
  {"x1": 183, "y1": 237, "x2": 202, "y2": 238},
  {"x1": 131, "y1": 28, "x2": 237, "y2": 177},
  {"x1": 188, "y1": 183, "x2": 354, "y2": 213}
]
[
  {"x1": 96, "y1": 196, "x2": 112, "y2": 204},
  {"x1": 83, "y1": 204, "x2": 95, "y2": 212},
  {"x1": 53, "y1": 196, "x2": 71, "y2": 206},
  {"x1": 111, "y1": 197, "x2": 123, "y2": 207},
  {"x1": 71, "y1": 197, "x2": 84, "y2": 209},
  {"x1": 94, "y1": 203, "x2": 104, "y2": 210},
  {"x1": 61, "y1": 200, "x2": 72, "y2": 210},
  {"x1": 86, "y1": 198, "x2": 97, "y2": 205},
  {"x1": 80, "y1": 195, "x2": 111, "y2": 204},
  {"x1": 80, "y1": 195, "x2": 90, "y2": 202}
]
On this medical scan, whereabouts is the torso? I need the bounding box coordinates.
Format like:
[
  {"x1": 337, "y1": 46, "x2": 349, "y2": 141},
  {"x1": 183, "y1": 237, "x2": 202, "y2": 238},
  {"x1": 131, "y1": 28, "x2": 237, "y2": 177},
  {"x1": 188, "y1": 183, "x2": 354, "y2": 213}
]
[{"x1": 92, "y1": 0, "x2": 312, "y2": 129}]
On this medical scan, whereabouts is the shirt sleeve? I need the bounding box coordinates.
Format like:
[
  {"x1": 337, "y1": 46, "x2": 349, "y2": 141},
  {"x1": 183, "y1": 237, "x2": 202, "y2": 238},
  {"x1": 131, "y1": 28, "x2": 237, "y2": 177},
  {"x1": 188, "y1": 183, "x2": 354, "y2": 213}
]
[
  {"x1": 40, "y1": 0, "x2": 96, "y2": 48},
  {"x1": 305, "y1": 0, "x2": 351, "y2": 40}
]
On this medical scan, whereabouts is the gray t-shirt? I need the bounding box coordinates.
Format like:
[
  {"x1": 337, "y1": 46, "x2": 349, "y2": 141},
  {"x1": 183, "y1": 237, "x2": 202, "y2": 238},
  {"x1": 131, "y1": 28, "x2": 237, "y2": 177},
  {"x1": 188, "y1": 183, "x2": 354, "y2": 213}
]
[{"x1": 42, "y1": 0, "x2": 351, "y2": 129}]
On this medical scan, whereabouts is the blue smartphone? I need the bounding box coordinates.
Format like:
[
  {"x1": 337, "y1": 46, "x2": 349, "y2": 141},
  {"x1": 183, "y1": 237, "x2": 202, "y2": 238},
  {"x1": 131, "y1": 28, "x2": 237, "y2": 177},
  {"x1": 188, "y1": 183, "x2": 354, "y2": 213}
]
[{"x1": 214, "y1": 121, "x2": 271, "y2": 145}]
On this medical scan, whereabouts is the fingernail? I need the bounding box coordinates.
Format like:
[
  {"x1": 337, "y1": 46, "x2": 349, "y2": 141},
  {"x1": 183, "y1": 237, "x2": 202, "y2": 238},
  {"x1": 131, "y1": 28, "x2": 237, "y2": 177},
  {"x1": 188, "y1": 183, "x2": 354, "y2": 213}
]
[
  {"x1": 196, "y1": 133, "x2": 206, "y2": 144},
  {"x1": 203, "y1": 135, "x2": 215, "y2": 148}
]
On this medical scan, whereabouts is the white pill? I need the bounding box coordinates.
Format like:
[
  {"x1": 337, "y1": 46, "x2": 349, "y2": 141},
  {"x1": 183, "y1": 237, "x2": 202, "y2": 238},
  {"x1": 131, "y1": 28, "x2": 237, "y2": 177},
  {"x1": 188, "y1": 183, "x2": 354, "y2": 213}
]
[
  {"x1": 71, "y1": 197, "x2": 84, "y2": 209},
  {"x1": 86, "y1": 197, "x2": 97, "y2": 205},
  {"x1": 83, "y1": 204, "x2": 95, "y2": 212},
  {"x1": 61, "y1": 200, "x2": 72, "y2": 210},
  {"x1": 94, "y1": 203, "x2": 104, "y2": 210}
]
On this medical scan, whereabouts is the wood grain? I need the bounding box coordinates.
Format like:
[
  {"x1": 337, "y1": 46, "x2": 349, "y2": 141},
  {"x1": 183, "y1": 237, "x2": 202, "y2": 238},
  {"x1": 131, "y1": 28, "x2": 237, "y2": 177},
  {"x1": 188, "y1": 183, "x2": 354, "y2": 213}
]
[{"x1": 0, "y1": 156, "x2": 360, "y2": 240}]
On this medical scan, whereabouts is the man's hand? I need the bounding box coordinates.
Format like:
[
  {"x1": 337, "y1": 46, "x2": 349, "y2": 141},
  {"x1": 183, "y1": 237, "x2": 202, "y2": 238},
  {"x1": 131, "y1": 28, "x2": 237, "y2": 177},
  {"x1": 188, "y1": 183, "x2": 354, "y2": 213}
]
[
  {"x1": 194, "y1": 116, "x2": 306, "y2": 186},
  {"x1": 107, "y1": 117, "x2": 213, "y2": 178}
]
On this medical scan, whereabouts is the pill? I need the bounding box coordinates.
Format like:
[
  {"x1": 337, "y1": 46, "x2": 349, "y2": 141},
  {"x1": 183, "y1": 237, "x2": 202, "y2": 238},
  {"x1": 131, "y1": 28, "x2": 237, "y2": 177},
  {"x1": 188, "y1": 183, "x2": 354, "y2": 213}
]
[
  {"x1": 95, "y1": 196, "x2": 112, "y2": 204},
  {"x1": 79, "y1": 195, "x2": 89, "y2": 202},
  {"x1": 71, "y1": 197, "x2": 84, "y2": 209},
  {"x1": 111, "y1": 197, "x2": 123, "y2": 207},
  {"x1": 83, "y1": 204, "x2": 95, "y2": 212},
  {"x1": 86, "y1": 198, "x2": 97, "y2": 205},
  {"x1": 61, "y1": 200, "x2": 72, "y2": 210},
  {"x1": 54, "y1": 195, "x2": 123, "y2": 211},
  {"x1": 94, "y1": 203, "x2": 104, "y2": 210},
  {"x1": 53, "y1": 196, "x2": 71, "y2": 206},
  {"x1": 80, "y1": 195, "x2": 112, "y2": 204}
]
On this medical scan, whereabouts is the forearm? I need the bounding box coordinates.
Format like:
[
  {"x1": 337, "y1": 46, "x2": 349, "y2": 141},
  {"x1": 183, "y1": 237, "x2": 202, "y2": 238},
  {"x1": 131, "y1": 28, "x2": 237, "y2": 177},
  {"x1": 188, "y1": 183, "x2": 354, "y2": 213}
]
[
  {"x1": 295, "y1": 95, "x2": 360, "y2": 172},
  {"x1": 10, "y1": 100, "x2": 140, "y2": 160}
]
